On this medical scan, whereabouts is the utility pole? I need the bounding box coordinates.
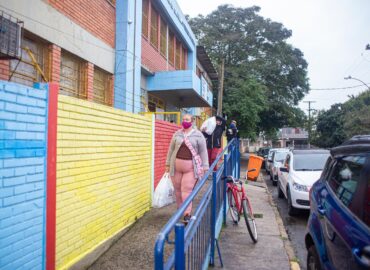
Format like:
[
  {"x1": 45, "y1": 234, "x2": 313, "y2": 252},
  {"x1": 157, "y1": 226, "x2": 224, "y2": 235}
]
[
  {"x1": 217, "y1": 59, "x2": 225, "y2": 116},
  {"x1": 304, "y1": 101, "x2": 316, "y2": 148}
]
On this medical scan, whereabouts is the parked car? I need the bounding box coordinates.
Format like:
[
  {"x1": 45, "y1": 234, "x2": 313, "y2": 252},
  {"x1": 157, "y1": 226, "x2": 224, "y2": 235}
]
[
  {"x1": 270, "y1": 148, "x2": 289, "y2": 185},
  {"x1": 277, "y1": 149, "x2": 330, "y2": 216},
  {"x1": 265, "y1": 148, "x2": 279, "y2": 175},
  {"x1": 305, "y1": 135, "x2": 370, "y2": 270},
  {"x1": 257, "y1": 147, "x2": 270, "y2": 167}
]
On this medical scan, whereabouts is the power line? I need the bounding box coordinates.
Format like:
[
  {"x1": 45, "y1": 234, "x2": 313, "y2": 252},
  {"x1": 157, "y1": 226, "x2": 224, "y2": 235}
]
[{"x1": 309, "y1": 83, "x2": 370, "y2": 91}]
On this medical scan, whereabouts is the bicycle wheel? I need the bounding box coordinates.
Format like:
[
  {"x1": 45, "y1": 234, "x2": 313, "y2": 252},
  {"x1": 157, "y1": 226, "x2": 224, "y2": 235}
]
[
  {"x1": 227, "y1": 189, "x2": 240, "y2": 224},
  {"x1": 242, "y1": 198, "x2": 258, "y2": 243}
]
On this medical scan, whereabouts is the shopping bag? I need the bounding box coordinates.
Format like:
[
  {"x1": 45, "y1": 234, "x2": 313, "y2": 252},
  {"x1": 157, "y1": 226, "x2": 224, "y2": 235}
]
[
  {"x1": 201, "y1": 116, "x2": 216, "y2": 135},
  {"x1": 153, "y1": 173, "x2": 175, "y2": 208}
]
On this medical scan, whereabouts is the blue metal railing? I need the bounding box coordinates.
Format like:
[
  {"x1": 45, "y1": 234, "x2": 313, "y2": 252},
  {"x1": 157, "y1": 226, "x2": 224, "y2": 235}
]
[{"x1": 154, "y1": 138, "x2": 240, "y2": 270}]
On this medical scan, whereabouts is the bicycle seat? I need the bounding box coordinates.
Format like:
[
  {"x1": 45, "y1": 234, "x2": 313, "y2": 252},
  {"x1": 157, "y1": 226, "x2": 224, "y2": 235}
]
[{"x1": 225, "y1": 176, "x2": 237, "y2": 184}]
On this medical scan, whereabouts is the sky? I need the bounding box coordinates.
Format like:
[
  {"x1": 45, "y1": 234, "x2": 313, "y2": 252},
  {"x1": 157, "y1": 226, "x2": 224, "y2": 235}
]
[{"x1": 177, "y1": 0, "x2": 370, "y2": 113}]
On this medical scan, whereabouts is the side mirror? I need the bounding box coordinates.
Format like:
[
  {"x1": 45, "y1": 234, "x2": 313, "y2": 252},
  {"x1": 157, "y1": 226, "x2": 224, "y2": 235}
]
[{"x1": 280, "y1": 167, "x2": 289, "y2": 173}]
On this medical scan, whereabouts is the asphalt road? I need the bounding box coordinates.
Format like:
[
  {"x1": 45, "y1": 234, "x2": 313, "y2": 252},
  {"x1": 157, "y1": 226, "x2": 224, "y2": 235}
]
[{"x1": 263, "y1": 170, "x2": 310, "y2": 270}]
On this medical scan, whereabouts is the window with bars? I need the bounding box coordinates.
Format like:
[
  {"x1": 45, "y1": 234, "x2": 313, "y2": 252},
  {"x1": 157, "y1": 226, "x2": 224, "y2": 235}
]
[
  {"x1": 10, "y1": 36, "x2": 48, "y2": 87},
  {"x1": 160, "y1": 18, "x2": 167, "y2": 57},
  {"x1": 142, "y1": 0, "x2": 149, "y2": 39},
  {"x1": 60, "y1": 51, "x2": 86, "y2": 98},
  {"x1": 150, "y1": 6, "x2": 158, "y2": 48},
  {"x1": 93, "y1": 67, "x2": 112, "y2": 106},
  {"x1": 168, "y1": 31, "x2": 175, "y2": 65},
  {"x1": 181, "y1": 46, "x2": 187, "y2": 70},
  {"x1": 175, "y1": 39, "x2": 181, "y2": 70}
]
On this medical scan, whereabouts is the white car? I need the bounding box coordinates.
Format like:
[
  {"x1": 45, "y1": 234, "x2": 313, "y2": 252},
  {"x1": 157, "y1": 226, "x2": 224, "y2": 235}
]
[
  {"x1": 269, "y1": 149, "x2": 289, "y2": 185},
  {"x1": 277, "y1": 149, "x2": 330, "y2": 216},
  {"x1": 265, "y1": 148, "x2": 279, "y2": 175}
]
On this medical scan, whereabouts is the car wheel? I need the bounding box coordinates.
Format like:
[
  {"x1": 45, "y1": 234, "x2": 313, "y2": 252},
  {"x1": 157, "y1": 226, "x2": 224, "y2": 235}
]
[
  {"x1": 277, "y1": 180, "x2": 284, "y2": 198},
  {"x1": 307, "y1": 245, "x2": 322, "y2": 270},
  {"x1": 287, "y1": 187, "x2": 299, "y2": 216}
]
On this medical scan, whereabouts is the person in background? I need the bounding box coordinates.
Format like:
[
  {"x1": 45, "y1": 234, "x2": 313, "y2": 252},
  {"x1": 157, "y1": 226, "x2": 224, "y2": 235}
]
[
  {"x1": 226, "y1": 120, "x2": 238, "y2": 142},
  {"x1": 202, "y1": 115, "x2": 226, "y2": 170},
  {"x1": 166, "y1": 114, "x2": 209, "y2": 223}
]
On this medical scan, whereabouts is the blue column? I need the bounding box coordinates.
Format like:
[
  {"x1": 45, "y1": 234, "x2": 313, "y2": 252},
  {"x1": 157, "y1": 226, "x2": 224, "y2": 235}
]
[{"x1": 115, "y1": 0, "x2": 142, "y2": 113}]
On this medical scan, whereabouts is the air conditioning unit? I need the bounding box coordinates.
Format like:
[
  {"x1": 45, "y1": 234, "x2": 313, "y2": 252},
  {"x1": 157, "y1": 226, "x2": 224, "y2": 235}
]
[{"x1": 0, "y1": 11, "x2": 22, "y2": 60}]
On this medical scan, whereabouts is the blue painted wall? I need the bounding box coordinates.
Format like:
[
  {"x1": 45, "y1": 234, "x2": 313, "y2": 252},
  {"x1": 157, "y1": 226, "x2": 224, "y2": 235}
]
[
  {"x1": 0, "y1": 81, "x2": 48, "y2": 270},
  {"x1": 114, "y1": 0, "x2": 142, "y2": 113}
]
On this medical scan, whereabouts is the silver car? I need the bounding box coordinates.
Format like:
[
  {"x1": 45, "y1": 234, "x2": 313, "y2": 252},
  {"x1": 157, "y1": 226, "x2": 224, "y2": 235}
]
[{"x1": 269, "y1": 149, "x2": 289, "y2": 185}]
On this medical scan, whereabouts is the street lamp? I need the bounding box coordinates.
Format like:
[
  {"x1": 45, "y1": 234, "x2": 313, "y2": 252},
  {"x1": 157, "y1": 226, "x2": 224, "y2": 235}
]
[{"x1": 344, "y1": 76, "x2": 370, "y2": 90}]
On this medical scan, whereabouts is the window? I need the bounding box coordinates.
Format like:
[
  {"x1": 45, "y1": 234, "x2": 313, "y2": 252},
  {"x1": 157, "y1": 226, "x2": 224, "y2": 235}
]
[
  {"x1": 60, "y1": 51, "x2": 86, "y2": 98},
  {"x1": 168, "y1": 31, "x2": 175, "y2": 65},
  {"x1": 93, "y1": 67, "x2": 112, "y2": 106},
  {"x1": 181, "y1": 47, "x2": 187, "y2": 70},
  {"x1": 328, "y1": 155, "x2": 366, "y2": 218},
  {"x1": 142, "y1": 0, "x2": 149, "y2": 38},
  {"x1": 175, "y1": 39, "x2": 181, "y2": 70},
  {"x1": 160, "y1": 18, "x2": 167, "y2": 57},
  {"x1": 148, "y1": 94, "x2": 164, "y2": 112},
  {"x1": 150, "y1": 6, "x2": 158, "y2": 48},
  {"x1": 10, "y1": 36, "x2": 48, "y2": 87}
]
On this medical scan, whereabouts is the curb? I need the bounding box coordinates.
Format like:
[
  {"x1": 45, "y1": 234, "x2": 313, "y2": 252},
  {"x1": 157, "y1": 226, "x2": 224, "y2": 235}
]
[{"x1": 257, "y1": 174, "x2": 301, "y2": 270}]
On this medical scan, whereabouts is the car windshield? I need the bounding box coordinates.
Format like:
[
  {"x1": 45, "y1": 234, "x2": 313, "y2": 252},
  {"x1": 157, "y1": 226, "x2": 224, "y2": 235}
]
[
  {"x1": 293, "y1": 153, "x2": 330, "y2": 171},
  {"x1": 274, "y1": 152, "x2": 288, "y2": 162}
]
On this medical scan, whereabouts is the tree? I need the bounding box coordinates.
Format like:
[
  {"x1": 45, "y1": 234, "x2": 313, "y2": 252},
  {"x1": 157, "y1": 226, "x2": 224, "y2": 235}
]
[
  {"x1": 188, "y1": 5, "x2": 309, "y2": 137},
  {"x1": 312, "y1": 91, "x2": 370, "y2": 148}
]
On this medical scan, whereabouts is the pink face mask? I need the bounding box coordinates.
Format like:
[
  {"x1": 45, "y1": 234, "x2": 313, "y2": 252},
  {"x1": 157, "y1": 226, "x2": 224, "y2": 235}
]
[{"x1": 182, "y1": 121, "x2": 192, "y2": 129}]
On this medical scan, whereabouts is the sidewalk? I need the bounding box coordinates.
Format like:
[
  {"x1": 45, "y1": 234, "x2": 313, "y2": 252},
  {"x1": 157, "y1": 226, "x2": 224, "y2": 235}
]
[{"x1": 87, "y1": 154, "x2": 295, "y2": 270}]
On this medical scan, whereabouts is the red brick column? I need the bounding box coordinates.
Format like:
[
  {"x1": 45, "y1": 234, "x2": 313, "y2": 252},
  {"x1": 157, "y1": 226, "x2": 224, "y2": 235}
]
[
  {"x1": 0, "y1": 60, "x2": 10, "y2": 81},
  {"x1": 86, "y1": 62, "x2": 94, "y2": 101},
  {"x1": 49, "y1": 45, "x2": 61, "y2": 83}
]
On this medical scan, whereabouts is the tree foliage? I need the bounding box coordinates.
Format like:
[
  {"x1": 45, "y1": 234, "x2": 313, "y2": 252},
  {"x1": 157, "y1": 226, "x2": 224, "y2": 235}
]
[
  {"x1": 188, "y1": 5, "x2": 309, "y2": 137},
  {"x1": 313, "y1": 91, "x2": 370, "y2": 148}
]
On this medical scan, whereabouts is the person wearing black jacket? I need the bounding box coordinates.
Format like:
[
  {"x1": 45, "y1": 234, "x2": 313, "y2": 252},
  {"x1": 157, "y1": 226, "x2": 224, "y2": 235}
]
[
  {"x1": 226, "y1": 120, "x2": 238, "y2": 142},
  {"x1": 202, "y1": 116, "x2": 226, "y2": 170}
]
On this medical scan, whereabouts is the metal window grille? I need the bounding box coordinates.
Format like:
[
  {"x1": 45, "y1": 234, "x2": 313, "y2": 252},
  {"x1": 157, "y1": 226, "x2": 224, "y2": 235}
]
[
  {"x1": 142, "y1": 0, "x2": 149, "y2": 38},
  {"x1": 148, "y1": 94, "x2": 164, "y2": 111},
  {"x1": 93, "y1": 67, "x2": 112, "y2": 106},
  {"x1": 169, "y1": 31, "x2": 175, "y2": 65},
  {"x1": 181, "y1": 47, "x2": 187, "y2": 70},
  {"x1": 0, "y1": 11, "x2": 22, "y2": 60},
  {"x1": 10, "y1": 36, "x2": 47, "y2": 87},
  {"x1": 60, "y1": 51, "x2": 86, "y2": 99},
  {"x1": 150, "y1": 6, "x2": 158, "y2": 48},
  {"x1": 160, "y1": 18, "x2": 167, "y2": 57},
  {"x1": 175, "y1": 40, "x2": 181, "y2": 70}
]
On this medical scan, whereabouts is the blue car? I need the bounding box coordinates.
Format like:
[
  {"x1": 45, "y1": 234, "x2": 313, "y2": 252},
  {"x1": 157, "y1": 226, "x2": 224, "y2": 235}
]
[{"x1": 305, "y1": 135, "x2": 370, "y2": 270}]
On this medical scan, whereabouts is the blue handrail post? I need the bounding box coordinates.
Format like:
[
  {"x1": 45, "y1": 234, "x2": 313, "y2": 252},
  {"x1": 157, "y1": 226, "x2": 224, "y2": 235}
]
[
  {"x1": 237, "y1": 139, "x2": 240, "y2": 179},
  {"x1": 223, "y1": 153, "x2": 228, "y2": 225},
  {"x1": 210, "y1": 171, "x2": 217, "y2": 266},
  {"x1": 175, "y1": 223, "x2": 185, "y2": 270}
]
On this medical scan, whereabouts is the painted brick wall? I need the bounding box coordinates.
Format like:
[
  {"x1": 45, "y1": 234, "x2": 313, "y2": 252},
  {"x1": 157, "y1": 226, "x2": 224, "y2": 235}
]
[
  {"x1": 48, "y1": 0, "x2": 115, "y2": 47},
  {"x1": 142, "y1": 37, "x2": 175, "y2": 72},
  {"x1": 154, "y1": 120, "x2": 179, "y2": 188},
  {"x1": 0, "y1": 60, "x2": 10, "y2": 81},
  {"x1": 56, "y1": 95, "x2": 152, "y2": 269},
  {"x1": 0, "y1": 81, "x2": 48, "y2": 270}
]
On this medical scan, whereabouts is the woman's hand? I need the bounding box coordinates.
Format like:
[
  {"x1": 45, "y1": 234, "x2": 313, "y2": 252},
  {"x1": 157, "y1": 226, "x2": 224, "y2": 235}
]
[{"x1": 165, "y1": 165, "x2": 170, "y2": 173}]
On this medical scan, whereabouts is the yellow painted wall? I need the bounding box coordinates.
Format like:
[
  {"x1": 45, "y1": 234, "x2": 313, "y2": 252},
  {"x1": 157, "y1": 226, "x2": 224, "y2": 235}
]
[{"x1": 56, "y1": 96, "x2": 152, "y2": 270}]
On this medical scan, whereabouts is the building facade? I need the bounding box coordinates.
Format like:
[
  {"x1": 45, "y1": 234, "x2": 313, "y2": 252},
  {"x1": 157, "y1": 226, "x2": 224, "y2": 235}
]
[{"x1": 0, "y1": 0, "x2": 216, "y2": 118}]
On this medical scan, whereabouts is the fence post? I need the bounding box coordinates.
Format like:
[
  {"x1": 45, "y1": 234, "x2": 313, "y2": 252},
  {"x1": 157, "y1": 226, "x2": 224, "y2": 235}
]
[
  {"x1": 223, "y1": 154, "x2": 228, "y2": 225},
  {"x1": 175, "y1": 223, "x2": 185, "y2": 270},
  {"x1": 210, "y1": 171, "x2": 217, "y2": 266},
  {"x1": 237, "y1": 139, "x2": 241, "y2": 179}
]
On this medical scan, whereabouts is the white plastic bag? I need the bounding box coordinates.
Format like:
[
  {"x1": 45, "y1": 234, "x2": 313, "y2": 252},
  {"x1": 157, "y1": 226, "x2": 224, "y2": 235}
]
[
  {"x1": 200, "y1": 116, "x2": 216, "y2": 135},
  {"x1": 153, "y1": 173, "x2": 175, "y2": 208}
]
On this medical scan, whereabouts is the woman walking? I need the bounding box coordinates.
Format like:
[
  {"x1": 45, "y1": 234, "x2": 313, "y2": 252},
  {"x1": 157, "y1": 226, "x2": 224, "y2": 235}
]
[{"x1": 166, "y1": 114, "x2": 209, "y2": 223}]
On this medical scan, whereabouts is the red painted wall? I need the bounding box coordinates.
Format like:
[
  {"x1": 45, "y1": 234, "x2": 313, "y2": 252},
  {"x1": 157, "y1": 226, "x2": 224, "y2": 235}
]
[
  {"x1": 142, "y1": 37, "x2": 176, "y2": 73},
  {"x1": 154, "y1": 120, "x2": 179, "y2": 188},
  {"x1": 48, "y1": 0, "x2": 115, "y2": 47}
]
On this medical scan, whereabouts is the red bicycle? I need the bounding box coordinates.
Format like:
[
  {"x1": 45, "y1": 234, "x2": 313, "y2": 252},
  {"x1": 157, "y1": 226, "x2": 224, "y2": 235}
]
[{"x1": 226, "y1": 174, "x2": 258, "y2": 243}]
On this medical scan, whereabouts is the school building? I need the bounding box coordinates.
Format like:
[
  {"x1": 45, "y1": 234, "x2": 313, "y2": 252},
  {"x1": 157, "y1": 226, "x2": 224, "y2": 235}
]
[{"x1": 0, "y1": 0, "x2": 217, "y2": 269}]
